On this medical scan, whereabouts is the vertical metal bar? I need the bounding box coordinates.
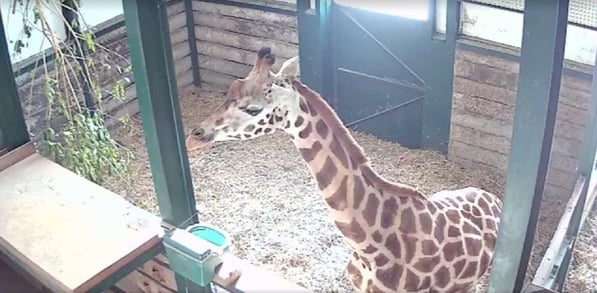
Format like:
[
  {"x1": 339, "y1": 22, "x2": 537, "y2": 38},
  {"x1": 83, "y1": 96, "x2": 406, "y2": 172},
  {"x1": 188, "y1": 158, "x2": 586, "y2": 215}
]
[
  {"x1": 554, "y1": 48, "x2": 597, "y2": 291},
  {"x1": 487, "y1": 0, "x2": 569, "y2": 292},
  {"x1": 122, "y1": 1, "x2": 202, "y2": 291},
  {"x1": 184, "y1": 0, "x2": 201, "y2": 87},
  {"x1": 0, "y1": 9, "x2": 30, "y2": 151},
  {"x1": 296, "y1": 0, "x2": 332, "y2": 100}
]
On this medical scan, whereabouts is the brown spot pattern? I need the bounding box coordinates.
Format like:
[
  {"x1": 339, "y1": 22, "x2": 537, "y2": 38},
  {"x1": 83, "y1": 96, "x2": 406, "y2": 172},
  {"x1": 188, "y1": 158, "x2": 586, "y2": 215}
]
[
  {"x1": 215, "y1": 118, "x2": 224, "y2": 126},
  {"x1": 372, "y1": 231, "x2": 383, "y2": 243},
  {"x1": 375, "y1": 264, "x2": 402, "y2": 290},
  {"x1": 299, "y1": 100, "x2": 309, "y2": 113},
  {"x1": 347, "y1": 261, "x2": 363, "y2": 288},
  {"x1": 326, "y1": 176, "x2": 348, "y2": 211},
  {"x1": 362, "y1": 193, "x2": 380, "y2": 226},
  {"x1": 307, "y1": 101, "x2": 318, "y2": 116},
  {"x1": 329, "y1": 137, "x2": 350, "y2": 169},
  {"x1": 363, "y1": 245, "x2": 378, "y2": 254},
  {"x1": 315, "y1": 157, "x2": 337, "y2": 190},
  {"x1": 298, "y1": 141, "x2": 322, "y2": 162},
  {"x1": 434, "y1": 214, "x2": 447, "y2": 243},
  {"x1": 374, "y1": 253, "x2": 390, "y2": 267},
  {"x1": 315, "y1": 119, "x2": 329, "y2": 139},
  {"x1": 294, "y1": 115, "x2": 304, "y2": 127},
  {"x1": 421, "y1": 239, "x2": 437, "y2": 255},
  {"x1": 413, "y1": 255, "x2": 441, "y2": 273},
  {"x1": 401, "y1": 234, "x2": 417, "y2": 263},
  {"x1": 427, "y1": 202, "x2": 437, "y2": 214},
  {"x1": 464, "y1": 237, "x2": 482, "y2": 256},
  {"x1": 445, "y1": 210, "x2": 460, "y2": 223},
  {"x1": 298, "y1": 122, "x2": 312, "y2": 139},
  {"x1": 478, "y1": 252, "x2": 491, "y2": 277},
  {"x1": 380, "y1": 197, "x2": 398, "y2": 229},
  {"x1": 385, "y1": 233, "x2": 401, "y2": 258},
  {"x1": 448, "y1": 226, "x2": 460, "y2": 237},
  {"x1": 353, "y1": 176, "x2": 365, "y2": 208},
  {"x1": 462, "y1": 222, "x2": 478, "y2": 234},
  {"x1": 434, "y1": 266, "x2": 450, "y2": 288},
  {"x1": 244, "y1": 125, "x2": 255, "y2": 132},
  {"x1": 420, "y1": 277, "x2": 431, "y2": 290},
  {"x1": 461, "y1": 261, "x2": 478, "y2": 279},
  {"x1": 412, "y1": 199, "x2": 425, "y2": 211},
  {"x1": 419, "y1": 213, "x2": 433, "y2": 234},
  {"x1": 335, "y1": 219, "x2": 367, "y2": 243},
  {"x1": 254, "y1": 128, "x2": 263, "y2": 135},
  {"x1": 399, "y1": 208, "x2": 417, "y2": 234},
  {"x1": 453, "y1": 259, "x2": 467, "y2": 276},
  {"x1": 405, "y1": 269, "x2": 420, "y2": 290},
  {"x1": 443, "y1": 242, "x2": 465, "y2": 262}
]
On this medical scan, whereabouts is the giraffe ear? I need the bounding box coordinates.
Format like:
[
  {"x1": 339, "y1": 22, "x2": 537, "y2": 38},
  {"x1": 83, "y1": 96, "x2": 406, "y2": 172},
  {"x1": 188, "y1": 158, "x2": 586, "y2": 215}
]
[{"x1": 278, "y1": 56, "x2": 299, "y2": 78}]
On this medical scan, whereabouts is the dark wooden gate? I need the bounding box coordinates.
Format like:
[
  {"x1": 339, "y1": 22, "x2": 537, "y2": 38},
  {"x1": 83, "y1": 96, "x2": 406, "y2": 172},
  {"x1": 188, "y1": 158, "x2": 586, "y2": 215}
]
[{"x1": 297, "y1": 0, "x2": 458, "y2": 153}]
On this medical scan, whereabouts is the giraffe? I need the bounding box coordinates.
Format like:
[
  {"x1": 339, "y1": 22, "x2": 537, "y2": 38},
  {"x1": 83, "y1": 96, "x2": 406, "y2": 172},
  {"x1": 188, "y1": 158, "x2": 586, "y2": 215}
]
[{"x1": 185, "y1": 47, "x2": 503, "y2": 293}]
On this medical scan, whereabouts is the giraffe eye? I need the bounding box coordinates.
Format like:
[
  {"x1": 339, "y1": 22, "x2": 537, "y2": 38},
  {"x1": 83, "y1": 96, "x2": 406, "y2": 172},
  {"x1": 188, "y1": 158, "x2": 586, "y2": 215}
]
[{"x1": 241, "y1": 105, "x2": 263, "y2": 116}]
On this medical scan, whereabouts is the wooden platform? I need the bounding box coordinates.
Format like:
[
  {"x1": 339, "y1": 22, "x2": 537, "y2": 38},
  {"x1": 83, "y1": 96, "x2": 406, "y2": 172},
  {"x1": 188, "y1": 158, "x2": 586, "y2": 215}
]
[
  {"x1": 0, "y1": 144, "x2": 164, "y2": 293},
  {"x1": 0, "y1": 255, "x2": 43, "y2": 293}
]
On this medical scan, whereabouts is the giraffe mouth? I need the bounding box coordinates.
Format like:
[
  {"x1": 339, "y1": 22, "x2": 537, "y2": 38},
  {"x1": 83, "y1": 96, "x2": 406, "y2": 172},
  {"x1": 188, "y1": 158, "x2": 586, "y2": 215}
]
[{"x1": 185, "y1": 134, "x2": 214, "y2": 153}]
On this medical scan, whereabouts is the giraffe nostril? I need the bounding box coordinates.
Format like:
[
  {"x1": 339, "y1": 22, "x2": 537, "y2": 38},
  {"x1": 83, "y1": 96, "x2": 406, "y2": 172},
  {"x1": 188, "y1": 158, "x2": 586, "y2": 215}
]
[{"x1": 191, "y1": 128, "x2": 205, "y2": 138}]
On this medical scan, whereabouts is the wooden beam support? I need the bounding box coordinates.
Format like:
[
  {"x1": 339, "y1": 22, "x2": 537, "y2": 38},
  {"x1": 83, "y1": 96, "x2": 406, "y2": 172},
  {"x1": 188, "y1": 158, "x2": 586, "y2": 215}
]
[
  {"x1": 0, "y1": 10, "x2": 30, "y2": 152},
  {"x1": 487, "y1": 0, "x2": 569, "y2": 292},
  {"x1": 184, "y1": 0, "x2": 201, "y2": 87}
]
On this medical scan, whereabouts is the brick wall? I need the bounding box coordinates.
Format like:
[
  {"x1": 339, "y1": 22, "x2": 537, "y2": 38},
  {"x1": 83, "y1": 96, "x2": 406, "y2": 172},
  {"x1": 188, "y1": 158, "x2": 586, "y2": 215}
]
[{"x1": 450, "y1": 46, "x2": 591, "y2": 198}]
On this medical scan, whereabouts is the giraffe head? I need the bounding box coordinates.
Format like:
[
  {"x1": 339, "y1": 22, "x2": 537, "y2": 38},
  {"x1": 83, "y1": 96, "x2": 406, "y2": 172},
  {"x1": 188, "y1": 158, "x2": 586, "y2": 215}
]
[{"x1": 185, "y1": 47, "x2": 301, "y2": 152}]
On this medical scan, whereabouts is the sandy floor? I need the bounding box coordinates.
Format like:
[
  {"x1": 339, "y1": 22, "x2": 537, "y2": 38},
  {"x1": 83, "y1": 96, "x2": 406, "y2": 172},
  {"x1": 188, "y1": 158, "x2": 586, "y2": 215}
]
[{"x1": 103, "y1": 87, "x2": 597, "y2": 292}]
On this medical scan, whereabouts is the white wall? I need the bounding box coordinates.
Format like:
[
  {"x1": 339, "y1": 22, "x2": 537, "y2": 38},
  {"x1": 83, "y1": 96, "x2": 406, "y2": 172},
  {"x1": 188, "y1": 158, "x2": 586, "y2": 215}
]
[{"x1": 1, "y1": 0, "x2": 123, "y2": 65}]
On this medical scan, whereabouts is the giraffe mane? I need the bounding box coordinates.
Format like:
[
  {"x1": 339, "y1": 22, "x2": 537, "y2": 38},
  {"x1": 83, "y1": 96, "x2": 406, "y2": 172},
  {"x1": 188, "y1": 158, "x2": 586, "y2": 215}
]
[{"x1": 291, "y1": 79, "x2": 427, "y2": 200}]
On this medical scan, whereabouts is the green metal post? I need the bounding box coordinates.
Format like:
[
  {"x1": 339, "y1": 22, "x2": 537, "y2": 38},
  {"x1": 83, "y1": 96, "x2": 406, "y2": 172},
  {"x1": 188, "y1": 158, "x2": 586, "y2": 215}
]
[
  {"x1": 0, "y1": 10, "x2": 31, "y2": 151},
  {"x1": 554, "y1": 49, "x2": 597, "y2": 291},
  {"x1": 296, "y1": 0, "x2": 332, "y2": 100},
  {"x1": 487, "y1": 0, "x2": 569, "y2": 292},
  {"x1": 121, "y1": 1, "x2": 205, "y2": 291}
]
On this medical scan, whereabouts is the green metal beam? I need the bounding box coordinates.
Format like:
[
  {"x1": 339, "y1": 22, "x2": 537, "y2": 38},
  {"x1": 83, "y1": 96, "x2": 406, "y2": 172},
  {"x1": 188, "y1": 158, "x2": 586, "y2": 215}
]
[
  {"x1": 122, "y1": 1, "x2": 202, "y2": 291},
  {"x1": 0, "y1": 10, "x2": 30, "y2": 151},
  {"x1": 296, "y1": 0, "x2": 332, "y2": 100},
  {"x1": 487, "y1": 0, "x2": 569, "y2": 292},
  {"x1": 554, "y1": 48, "x2": 597, "y2": 291}
]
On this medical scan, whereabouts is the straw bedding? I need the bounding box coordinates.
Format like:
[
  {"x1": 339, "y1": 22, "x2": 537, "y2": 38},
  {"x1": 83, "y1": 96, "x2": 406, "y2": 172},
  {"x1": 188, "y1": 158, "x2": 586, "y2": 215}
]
[{"x1": 104, "y1": 87, "x2": 596, "y2": 292}]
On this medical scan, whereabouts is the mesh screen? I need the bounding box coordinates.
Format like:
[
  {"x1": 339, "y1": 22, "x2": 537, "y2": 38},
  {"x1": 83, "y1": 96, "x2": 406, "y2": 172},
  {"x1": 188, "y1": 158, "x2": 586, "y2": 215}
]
[{"x1": 467, "y1": 0, "x2": 597, "y2": 28}]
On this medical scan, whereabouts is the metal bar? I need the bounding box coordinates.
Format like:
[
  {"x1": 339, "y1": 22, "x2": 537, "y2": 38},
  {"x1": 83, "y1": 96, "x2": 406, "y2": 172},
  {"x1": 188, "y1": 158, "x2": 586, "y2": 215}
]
[
  {"x1": 185, "y1": 0, "x2": 201, "y2": 87},
  {"x1": 121, "y1": 1, "x2": 200, "y2": 291},
  {"x1": 0, "y1": 9, "x2": 31, "y2": 152},
  {"x1": 532, "y1": 175, "x2": 586, "y2": 289},
  {"x1": 551, "y1": 42, "x2": 597, "y2": 291},
  {"x1": 486, "y1": 1, "x2": 569, "y2": 292}
]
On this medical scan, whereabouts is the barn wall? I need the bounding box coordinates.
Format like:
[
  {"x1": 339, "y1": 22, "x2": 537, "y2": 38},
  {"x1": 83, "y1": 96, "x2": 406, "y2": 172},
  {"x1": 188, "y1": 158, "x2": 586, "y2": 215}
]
[
  {"x1": 13, "y1": 1, "x2": 193, "y2": 141},
  {"x1": 191, "y1": 0, "x2": 298, "y2": 91},
  {"x1": 449, "y1": 46, "x2": 591, "y2": 198}
]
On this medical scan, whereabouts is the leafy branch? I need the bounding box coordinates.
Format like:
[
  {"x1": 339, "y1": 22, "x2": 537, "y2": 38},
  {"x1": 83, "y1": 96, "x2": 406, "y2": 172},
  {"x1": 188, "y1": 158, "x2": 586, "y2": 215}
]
[{"x1": 8, "y1": 0, "x2": 134, "y2": 184}]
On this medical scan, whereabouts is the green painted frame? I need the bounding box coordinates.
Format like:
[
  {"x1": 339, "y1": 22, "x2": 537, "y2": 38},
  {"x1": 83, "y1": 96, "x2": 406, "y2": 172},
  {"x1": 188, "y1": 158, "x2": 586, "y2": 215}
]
[
  {"x1": 122, "y1": 0, "x2": 206, "y2": 291},
  {"x1": 487, "y1": 0, "x2": 570, "y2": 292},
  {"x1": 0, "y1": 10, "x2": 30, "y2": 152}
]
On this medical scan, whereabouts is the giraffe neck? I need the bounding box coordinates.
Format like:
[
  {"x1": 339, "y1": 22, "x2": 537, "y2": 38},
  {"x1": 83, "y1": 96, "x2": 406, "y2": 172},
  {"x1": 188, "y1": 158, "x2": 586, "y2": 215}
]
[{"x1": 281, "y1": 79, "x2": 428, "y2": 252}]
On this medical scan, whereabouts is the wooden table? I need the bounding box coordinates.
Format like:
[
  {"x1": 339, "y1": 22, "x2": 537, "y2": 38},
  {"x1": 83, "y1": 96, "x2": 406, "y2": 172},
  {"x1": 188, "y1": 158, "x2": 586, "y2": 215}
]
[{"x1": 0, "y1": 144, "x2": 164, "y2": 293}]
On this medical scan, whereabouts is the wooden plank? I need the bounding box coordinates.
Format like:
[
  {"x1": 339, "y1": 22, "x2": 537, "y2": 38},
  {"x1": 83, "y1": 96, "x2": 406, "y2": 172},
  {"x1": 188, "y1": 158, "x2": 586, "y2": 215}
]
[
  {"x1": 198, "y1": 54, "x2": 252, "y2": 78},
  {"x1": 172, "y1": 41, "x2": 191, "y2": 62},
  {"x1": 195, "y1": 26, "x2": 298, "y2": 59},
  {"x1": 175, "y1": 55, "x2": 193, "y2": 77},
  {"x1": 199, "y1": 68, "x2": 238, "y2": 87},
  {"x1": 449, "y1": 140, "x2": 509, "y2": 173},
  {"x1": 167, "y1": 1, "x2": 186, "y2": 16},
  {"x1": 197, "y1": 41, "x2": 257, "y2": 66},
  {"x1": 0, "y1": 141, "x2": 35, "y2": 173},
  {"x1": 168, "y1": 10, "x2": 189, "y2": 32},
  {"x1": 138, "y1": 259, "x2": 177, "y2": 290},
  {"x1": 193, "y1": 10, "x2": 298, "y2": 44},
  {"x1": 0, "y1": 154, "x2": 164, "y2": 293},
  {"x1": 193, "y1": 1, "x2": 297, "y2": 27},
  {"x1": 0, "y1": 253, "x2": 44, "y2": 293},
  {"x1": 170, "y1": 26, "x2": 189, "y2": 47}
]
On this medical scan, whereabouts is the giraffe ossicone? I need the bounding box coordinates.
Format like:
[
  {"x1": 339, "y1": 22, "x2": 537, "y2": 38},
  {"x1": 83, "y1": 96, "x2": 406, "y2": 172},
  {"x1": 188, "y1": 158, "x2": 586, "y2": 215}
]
[{"x1": 185, "y1": 48, "x2": 503, "y2": 293}]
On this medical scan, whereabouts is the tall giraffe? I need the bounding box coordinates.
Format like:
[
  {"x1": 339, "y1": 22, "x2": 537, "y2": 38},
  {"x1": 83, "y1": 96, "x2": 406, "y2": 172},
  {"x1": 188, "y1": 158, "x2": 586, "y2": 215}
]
[{"x1": 185, "y1": 48, "x2": 503, "y2": 292}]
